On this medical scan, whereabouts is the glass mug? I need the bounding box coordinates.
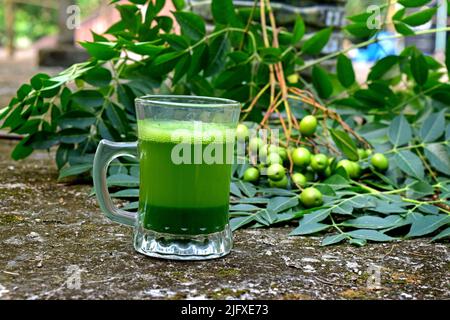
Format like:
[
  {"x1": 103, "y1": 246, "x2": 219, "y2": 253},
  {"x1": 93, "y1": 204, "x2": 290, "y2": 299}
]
[{"x1": 93, "y1": 95, "x2": 240, "y2": 260}]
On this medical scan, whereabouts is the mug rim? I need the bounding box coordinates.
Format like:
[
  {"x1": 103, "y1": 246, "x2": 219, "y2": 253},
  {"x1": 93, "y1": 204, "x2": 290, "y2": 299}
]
[{"x1": 135, "y1": 95, "x2": 240, "y2": 109}]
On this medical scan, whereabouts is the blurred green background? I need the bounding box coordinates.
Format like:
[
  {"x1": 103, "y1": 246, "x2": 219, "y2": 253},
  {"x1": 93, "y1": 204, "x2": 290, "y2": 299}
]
[{"x1": 0, "y1": 0, "x2": 103, "y2": 48}]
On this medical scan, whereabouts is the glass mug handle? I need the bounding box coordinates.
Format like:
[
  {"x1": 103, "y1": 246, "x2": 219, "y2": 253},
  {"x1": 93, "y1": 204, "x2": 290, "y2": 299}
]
[{"x1": 93, "y1": 139, "x2": 138, "y2": 227}]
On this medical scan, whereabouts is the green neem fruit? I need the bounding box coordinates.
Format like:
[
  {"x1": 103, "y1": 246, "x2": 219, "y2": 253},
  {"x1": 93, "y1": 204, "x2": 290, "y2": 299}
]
[
  {"x1": 269, "y1": 175, "x2": 289, "y2": 188},
  {"x1": 300, "y1": 187, "x2": 323, "y2": 208},
  {"x1": 310, "y1": 154, "x2": 328, "y2": 172},
  {"x1": 249, "y1": 137, "x2": 263, "y2": 153},
  {"x1": 236, "y1": 124, "x2": 249, "y2": 140},
  {"x1": 267, "y1": 152, "x2": 283, "y2": 165},
  {"x1": 337, "y1": 159, "x2": 360, "y2": 178},
  {"x1": 277, "y1": 147, "x2": 288, "y2": 161},
  {"x1": 287, "y1": 73, "x2": 299, "y2": 84},
  {"x1": 371, "y1": 153, "x2": 389, "y2": 171},
  {"x1": 357, "y1": 148, "x2": 367, "y2": 160},
  {"x1": 267, "y1": 163, "x2": 286, "y2": 181},
  {"x1": 351, "y1": 161, "x2": 362, "y2": 179},
  {"x1": 299, "y1": 115, "x2": 318, "y2": 137},
  {"x1": 243, "y1": 167, "x2": 259, "y2": 183},
  {"x1": 292, "y1": 147, "x2": 311, "y2": 167},
  {"x1": 268, "y1": 145, "x2": 288, "y2": 161},
  {"x1": 365, "y1": 149, "x2": 373, "y2": 157},
  {"x1": 291, "y1": 172, "x2": 307, "y2": 188}
]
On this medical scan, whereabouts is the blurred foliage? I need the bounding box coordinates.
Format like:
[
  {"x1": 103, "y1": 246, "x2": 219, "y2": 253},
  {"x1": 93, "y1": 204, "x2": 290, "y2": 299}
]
[{"x1": 0, "y1": 0, "x2": 103, "y2": 47}]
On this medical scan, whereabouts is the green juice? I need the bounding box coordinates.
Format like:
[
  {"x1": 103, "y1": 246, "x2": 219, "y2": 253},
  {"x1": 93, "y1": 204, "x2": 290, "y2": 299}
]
[{"x1": 137, "y1": 120, "x2": 235, "y2": 235}]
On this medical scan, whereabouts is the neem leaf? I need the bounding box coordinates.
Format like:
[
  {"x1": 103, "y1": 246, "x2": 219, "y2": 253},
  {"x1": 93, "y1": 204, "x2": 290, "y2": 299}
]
[
  {"x1": 230, "y1": 215, "x2": 256, "y2": 231},
  {"x1": 153, "y1": 51, "x2": 185, "y2": 66},
  {"x1": 322, "y1": 174, "x2": 350, "y2": 190},
  {"x1": 127, "y1": 42, "x2": 165, "y2": 56},
  {"x1": 401, "y1": 7, "x2": 437, "y2": 27},
  {"x1": 290, "y1": 222, "x2": 330, "y2": 236},
  {"x1": 30, "y1": 73, "x2": 50, "y2": 90},
  {"x1": 420, "y1": 110, "x2": 446, "y2": 142},
  {"x1": 122, "y1": 201, "x2": 139, "y2": 210},
  {"x1": 80, "y1": 42, "x2": 119, "y2": 60},
  {"x1": 58, "y1": 128, "x2": 87, "y2": 145},
  {"x1": 235, "y1": 180, "x2": 257, "y2": 197},
  {"x1": 292, "y1": 16, "x2": 305, "y2": 43},
  {"x1": 204, "y1": 35, "x2": 229, "y2": 77},
  {"x1": 345, "y1": 22, "x2": 377, "y2": 39},
  {"x1": 255, "y1": 209, "x2": 278, "y2": 225},
  {"x1": 321, "y1": 233, "x2": 347, "y2": 246},
  {"x1": 388, "y1": 115, "x2": 412, "y2": 147},
  {"x1": 432, "y1": 227, "x2": 450, "y2": 241},
  {"x1": 394, "y1": 150, "x2": 425, "y2": 179},
  {"x1": 337, "y1": 54, "x2": 355, "y2": 88},
  {"x1": 302, "y1": 28, "x2": 332, "y2": 55},
  {"x1": 173, "y1": 11, "x2": 206, "y2": 41},
  {"x1": 410, "y1": 48, "x2": 429, "y2": 86},
  {"x1": 267, "y1": 196, "x2": 299, "y2": 213},
  {"x1": 342, "y1": 216, "x2": 399, "y2": 229},
  {"x1": 110, "y1": 188, "x2": 140, "y2": 198},
  {"x1": 57, "y1": 110, "x2": 96, "y2": 129},
  {"x1": 71, "y1": 90, "x2": 104, "y2": 108},
  {"x1": 368, "y1": 56, "x2": 399, "y2": 80},
  {"x1": 82, "y1": 66, "x2": 112, "y2": 87},
  {"x1": 394, "y1": 21, "x2": 415, "y2": 36},
  {"x1": 347, "y1": 229, "x2": 395, "y2": 242},
  {"x1": 229, "y1": 204, "x2": 260, "y2": 212},
  {"x1": 424, "y1": 143, "x2": 450, "y2": 176},
  {"x1": 312, "y1": 65, "x2": 333, "y2": 99},
  {"x1": 211, "y1": 0, "x2": 240, "y2": 26},
  {"x1": 11, "y1": 137, "x2": 33, "y2": 160},
  {"x1": 107, "y1": 174, "x2": 139, "y2": 187},
  {"x1": 330, "y1": 129, "x2": 359, "y2": 161},
  {"x1": 173, "y1": 0, "x2": 186, "y2": 11},
  {"x1": 58, "y1": 163, "x2": 93, "y2": 180},
  {"x1": 407, "y1": 214, "x2": 450, "y2": 238},
  {"x1": 301, "y1": 209, "x2": 331, "y2": 224},
  {"x1": 407, "y1": 180, "x2": 434, "y2": 199},
  {"x1": 230, "y1": 182, "x2": 243, "y2": 197},
  {"x1": 398, "y1": 0, "x2": 431, "y2": 7}
]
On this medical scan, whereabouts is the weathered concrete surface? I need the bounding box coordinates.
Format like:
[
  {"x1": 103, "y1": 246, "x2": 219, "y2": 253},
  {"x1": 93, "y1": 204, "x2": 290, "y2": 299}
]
[{"x1": 0, "y1": 141, "x2": 449, "y2": 300}]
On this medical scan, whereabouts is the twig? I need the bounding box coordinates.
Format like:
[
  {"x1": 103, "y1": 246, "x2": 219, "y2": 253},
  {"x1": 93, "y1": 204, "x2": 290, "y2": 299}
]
[{"x1": 0, "y1": 133, "x2": 23, "y2": 140}]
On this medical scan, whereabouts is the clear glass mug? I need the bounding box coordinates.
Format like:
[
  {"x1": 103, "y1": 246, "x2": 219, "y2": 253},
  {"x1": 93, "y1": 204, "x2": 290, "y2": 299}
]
[{"x1": 93, "y1": 95, "x2": 240, "y2": 260}]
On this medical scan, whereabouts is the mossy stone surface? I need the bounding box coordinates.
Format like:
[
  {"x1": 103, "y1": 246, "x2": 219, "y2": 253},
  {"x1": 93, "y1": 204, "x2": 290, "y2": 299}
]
[{"x1": 0, "y1": 141, "x2": 448, "y2": 300}]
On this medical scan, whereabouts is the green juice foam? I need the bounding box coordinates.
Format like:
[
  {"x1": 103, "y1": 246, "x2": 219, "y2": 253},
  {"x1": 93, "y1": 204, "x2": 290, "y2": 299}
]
[{"x1": 137, "y1": 119, "x2": 236, "y2": 144}]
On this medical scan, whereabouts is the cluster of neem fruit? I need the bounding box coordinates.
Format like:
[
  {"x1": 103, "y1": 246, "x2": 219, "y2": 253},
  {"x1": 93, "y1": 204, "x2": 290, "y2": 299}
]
[{"x1": 235, "y1": 115, "x2": 390, "y2": 208}]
